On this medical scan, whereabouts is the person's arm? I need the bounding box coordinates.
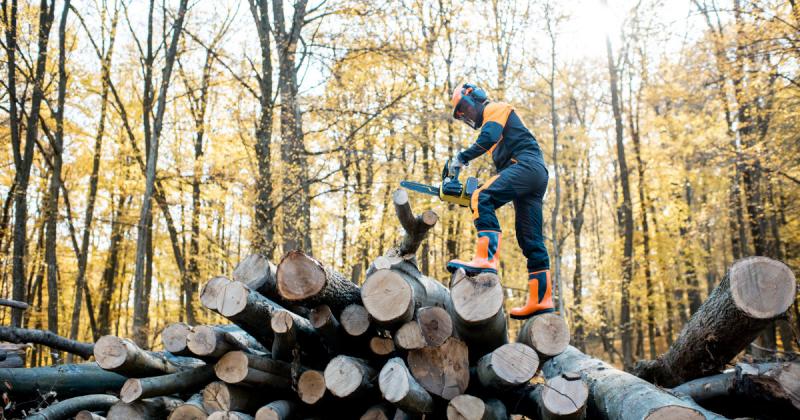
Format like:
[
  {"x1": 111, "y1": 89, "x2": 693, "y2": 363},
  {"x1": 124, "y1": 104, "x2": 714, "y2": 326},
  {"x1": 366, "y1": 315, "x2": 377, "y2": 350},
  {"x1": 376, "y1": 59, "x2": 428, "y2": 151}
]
[{"x1": 456, "y1": 103, "x2": 512, "y2": 164}]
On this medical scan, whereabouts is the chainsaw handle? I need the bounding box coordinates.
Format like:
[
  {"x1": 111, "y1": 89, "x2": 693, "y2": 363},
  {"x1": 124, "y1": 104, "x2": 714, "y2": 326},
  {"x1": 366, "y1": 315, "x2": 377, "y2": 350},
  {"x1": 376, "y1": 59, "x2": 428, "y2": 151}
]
[{"x1": 443, "y1": 158, "x2": 461, "y2": 183}]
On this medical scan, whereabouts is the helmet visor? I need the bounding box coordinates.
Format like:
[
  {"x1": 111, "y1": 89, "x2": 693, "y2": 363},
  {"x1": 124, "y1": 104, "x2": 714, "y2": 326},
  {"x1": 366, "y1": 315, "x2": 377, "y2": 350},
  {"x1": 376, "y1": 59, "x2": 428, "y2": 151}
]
[{"x1": 453, "y1": 97, "x2": 480, "y2": 129}]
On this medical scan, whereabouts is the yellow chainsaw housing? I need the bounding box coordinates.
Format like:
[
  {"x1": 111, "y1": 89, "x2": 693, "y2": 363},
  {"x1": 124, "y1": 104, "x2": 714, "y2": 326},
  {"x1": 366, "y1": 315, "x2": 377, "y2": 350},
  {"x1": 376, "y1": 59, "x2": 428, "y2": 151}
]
[{"x1": 439, "y1": 177, "x2": 479, "y2": 208}]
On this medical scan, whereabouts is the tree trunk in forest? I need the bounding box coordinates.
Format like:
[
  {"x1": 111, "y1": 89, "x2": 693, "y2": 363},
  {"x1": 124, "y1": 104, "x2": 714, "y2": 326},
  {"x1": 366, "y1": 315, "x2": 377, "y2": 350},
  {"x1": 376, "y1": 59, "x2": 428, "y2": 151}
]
[
  {"x1": 633, "y1": 257, "x2": 796, "y2": 387},
  {"x1": 131, "y1": 0, "x2": 189, "y2": 348},
  {"x1": 272, "y1": 0, "x2": 312, "y2": 254},
  {"x1": 98, "y1": 195, "x2": 127, "y2": 337},
  {"x1": 11, "y1": 0, "x2": 55, "y2": 330},
  {"x1": 546, "y1": 8, "x2": 563, "y2": 314},
  {"x1": 605, "y1": 29, "x2": 635, "y2": 370}
]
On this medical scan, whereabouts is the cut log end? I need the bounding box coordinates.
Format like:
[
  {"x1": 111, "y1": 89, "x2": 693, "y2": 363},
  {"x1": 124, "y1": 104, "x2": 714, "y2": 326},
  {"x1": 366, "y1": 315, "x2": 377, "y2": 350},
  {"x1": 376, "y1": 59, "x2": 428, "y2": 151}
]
[
  {"x1": 168, "y1": 404, "x2": 207, "y2": 420},
  {"x1": 120, "y1": 379, "x2": 144, "y2": 403},
  {"x1": 370, "y1": 337, "x2": 395, "y2": 356},
  {"x1": 270, "y1": 311, "x2": 294, "y2": 334},
  {"x1": 324, "y1": 355, "x2": 375, "y2": 398},
  {"x1": 395, "y1": 321, "x2": 426, "y2": 350},
  {"x1": 361, "y1": 270, "x2": 413, "y2": 324},
  {"x1": 310, "y1": 304, "x2": 333, "y2": 329},
  {"x1": 450, "y1": 271, "x2": 504, "y2": 323},
  {"x1": 479, "y1": 343, "x2": 539, "y2": 388},
  {"x1": 446, "y1": 395, "x2": 487, "y2": 420},
  {"x1": 94, "y1": 335, "x2": 128, "y2": 370},
  {"x1": 233, "y1": 254, "x2": 274, "y2": 291},
  {"x1": 417, "y1": 306, "x2": 453, "y2": 347},
  {"x1": 407, "y1": 337, "x2": 469, "y2": 400},
  {"x1": 207, "y1": 412, "x2": 253, "y2": 420},
  {"x1": 518, "y1": 313, "x2": 570, "y2": 357},
  {"x1": 361, "y1": 404, "x2": 392, "y2": 420},
  {"x1": 379, "y1": 359, "x2": 412, "y2": 403},
  {"x1": 214, "y1": 351, "x2": 249, "y2": 384},
  {"x1": 644, "y1": 406, "x2": 704, "y2": 420},
  {"x1": 76, "y1": 411, "x2": 106, "y2": 420},
  {"x1": 729, "y1": 256, "x2": 796, "y2": 319},
  {"x1": 420, "y1": 210, "x2": 438, "y2": 227},
  {"x1": 276, "y1": 251, "x2": 326, "y2": 301},
  {"x1": 393, "y1": 189, "x2": 409, "y2": 206},
  {"x1": 217, "y1": 282, "x2": 250, "y2": 317},
  {"x1": 187, "y1": 326, "x2": 220, "y2": 357},
  {"x1": 162, "y1": 323, "x2": 192, "y2": 354},
  {"x1": 297, "y1": 370, "x2": 326, "y2": 404},
  {"x1": 541, "y1": 374, "x2": 588, "y2": 417},
  {"x1": 254, "y1": 400, "x2": 295, "y2": 420},
  {"x1": 201, "y1": 276, "x2": 231, "y2": 311},
  {"x1": 341, "y1": 304, "x2": 371, "y2": 337}
]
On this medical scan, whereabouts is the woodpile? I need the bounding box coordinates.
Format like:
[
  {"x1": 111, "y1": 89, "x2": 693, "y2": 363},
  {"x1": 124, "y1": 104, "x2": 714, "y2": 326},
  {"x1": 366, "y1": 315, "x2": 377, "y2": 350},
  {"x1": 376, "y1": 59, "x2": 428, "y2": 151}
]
[{"x1": 1, "y1": 189, "x2": 797, "y2": 419}]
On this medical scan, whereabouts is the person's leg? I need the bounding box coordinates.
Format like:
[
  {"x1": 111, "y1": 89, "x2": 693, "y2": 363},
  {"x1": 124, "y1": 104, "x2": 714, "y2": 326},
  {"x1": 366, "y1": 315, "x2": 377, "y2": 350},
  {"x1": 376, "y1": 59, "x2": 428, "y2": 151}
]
[
  {"x1": 509, "y1": 160, "x2": 554, "y2": 319},
  {"x1": 446, "y1": 166, "x2": 520, "y2": 274}
]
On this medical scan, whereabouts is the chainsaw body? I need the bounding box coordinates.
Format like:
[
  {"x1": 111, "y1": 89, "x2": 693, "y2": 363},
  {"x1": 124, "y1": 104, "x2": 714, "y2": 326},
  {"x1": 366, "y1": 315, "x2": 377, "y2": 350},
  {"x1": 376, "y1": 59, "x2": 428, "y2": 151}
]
[{"x1": 401, "y1": 159, "x2": 481, "y2": 208}]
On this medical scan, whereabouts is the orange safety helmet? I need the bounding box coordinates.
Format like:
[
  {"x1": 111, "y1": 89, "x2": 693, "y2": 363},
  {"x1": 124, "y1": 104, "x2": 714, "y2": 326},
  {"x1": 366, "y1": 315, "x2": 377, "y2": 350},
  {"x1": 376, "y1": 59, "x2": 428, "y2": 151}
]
[{"x1": 450, "y1": 83, "x2": 488, "y2": 130}]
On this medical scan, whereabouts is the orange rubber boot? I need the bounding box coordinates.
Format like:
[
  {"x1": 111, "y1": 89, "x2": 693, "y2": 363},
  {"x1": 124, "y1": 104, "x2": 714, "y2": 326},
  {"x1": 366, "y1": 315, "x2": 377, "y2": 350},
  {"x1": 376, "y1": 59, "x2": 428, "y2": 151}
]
[
  {"x1": 510, "y1": 269, "x2": 555, "y2": 319},
  {"x1": 446, "y1": 231, "x2": 501, "y2": 275}
]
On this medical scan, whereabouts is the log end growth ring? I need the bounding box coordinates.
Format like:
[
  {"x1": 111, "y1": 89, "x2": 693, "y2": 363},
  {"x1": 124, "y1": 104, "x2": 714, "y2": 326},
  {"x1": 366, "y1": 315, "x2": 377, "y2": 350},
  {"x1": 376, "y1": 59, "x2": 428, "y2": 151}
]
[
  {"x1": 187, "y1": 325, "x2": 218, "y2": 356},
  {"x1": 162, "y1": 322, "x2": 191, "y2": 354},
  {"x1": 490, "y1": 343, "x2": 539, "y2": 385},
  {"x1": 521, "y1": 313, "x2": 570, "y2": 356},
  {"x1": 276, "y1": 250, "x2": 327, "y2": 301},
  {"x1": 200, "y1": 276, "x2": 231, "y2": 311},
  {"x1": 450, "y1": 271, "x2": 504, "y2": 323},
  {"x1": 730, "y1": 257, "x2": 796, "y2": 319},
  {"x1": 217, "y1": 282, "x2": 250, "y2": 317},
  {"x1": 215, "y1": 351, "x2": 249, "y2": 384},
  {"x1": 541, "y1": 373, "x2": 588, "y2": 417},
  {"x1": 324, "y1": 356, "x2": 365, "y2": 398},
  {"x1": 446, "y1": 394, "x2": 487, "y2": 420},
  {"x1": 298, "y1": 370, "x2": 326, "y2": 404},
  {"x1": 644, "y1": 406, "x2": 704, "y2": 420},
  {"x1": 379, "y1": 359, "x2": 411, "y2": 403},
  {"x1": 94, "y1": 335, "x2": 128, "y2": 370},
  {"x1": 120, "y1": 379, "x2": 143, "y2": 403},
  {"x1": 361, "y1": 270, "x2": 413, "y2": 323}
]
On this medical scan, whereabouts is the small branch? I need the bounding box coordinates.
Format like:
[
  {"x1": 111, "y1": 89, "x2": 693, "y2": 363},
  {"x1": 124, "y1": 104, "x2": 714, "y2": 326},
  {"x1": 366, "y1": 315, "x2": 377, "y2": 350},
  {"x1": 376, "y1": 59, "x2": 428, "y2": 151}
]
[
  {"x1": 0, "y1": 298, "x2": 29, "y2": 310},
  {"x1": 0, "y1": 326, "x2": 94, "y2": 359}
]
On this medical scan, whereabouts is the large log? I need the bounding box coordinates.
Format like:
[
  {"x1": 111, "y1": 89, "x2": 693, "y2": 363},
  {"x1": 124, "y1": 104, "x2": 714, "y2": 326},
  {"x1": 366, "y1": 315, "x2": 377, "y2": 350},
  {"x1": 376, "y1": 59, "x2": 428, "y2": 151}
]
[
  {"x1": 255, "y1": 400, "x2": 298, "y2": 420},
  {"x1": 448, "y1": 270, "x2": 507, "y2": 361},
  {"x1": 188, "y1": 325, "x2": 267, "y2": 360},
  {"x1": 271, "y1": 309, "x2": 322, "y2": 358},
  {"x1": 200, "y1": 276, "x2": 231, "y2": 312},
  {"x1": 324, "y1": 355, "x2": 377, "y2": 398},
  {"x1": 25, "y1": 394, "x2": 118, "y2": 420},
  {"x1": 276, "y1": 250, "x2": 361, "y2": 313},
  {"x1": 120, "y1": 365, "x2": 217, "y2": 403},
  {"x1": 476, "y1": 342, "x2": 539, "y2": 390},
  {"x1": 233, "y1": 254, "x2": 309, "y2": 317},
  {"x1": 361, "y1": 259, "x2": 449, "y2": 327},
  {"x1": 507, "y1": 373, "x2": 589, "y2": 420},
  {"x1": 0, "y1": 326, "x2": 94, "y2": 359},
  {"x1": 297, "y1": 369, "x2": 327, "y2": 405},
  {"x1": 446, "y1": 395, "x2": 507, "y2": 420},
  {"x1": 517, "y1": 313, "x2": 570, "y2": 359},
  {"x1": 94, "y1": 335, "x2": 197, "y2": 377},
  {"x1": 378, "y1": 357, "x2": 434, "y2": 415},
  {"x1": 407, "y1": 336, "x2": 470, "y2": 400},
  {"x1": 417, "y1": 306, "x2": 453, "y2": 347},
  {"x1": 214, "y1": 351, "x2": 292, "y2": 390},
  {"x1": 162, "y1": 323, "x2": 193, "y2": 357},
  {"x1": 107, "y1": 396, "x2": 182, "y2": 420},
  {"x1": 388, "y1": 189, "x2": 439, "y2": 258},
  {"x1": 168, "y1": 393, "x2": 208, "y2": 420},
  {"x1": 202, "y1": 381, "x2": 270, "y2": 413},
  {"x1": 543, "y1": 346, "x2": 718, "y2": 420},
  {"x1": 672, "y1": 362, "x2": 800, "y2": 418},
  {"x1": 216, "y1": 282, "x2": 284, "y2": 347},
  {"x1": 0, "y1": 363, "x2": 127, "y2": 398},
  {"x1": 634, "y1": 257, "x2": 796, "y2": 387}
]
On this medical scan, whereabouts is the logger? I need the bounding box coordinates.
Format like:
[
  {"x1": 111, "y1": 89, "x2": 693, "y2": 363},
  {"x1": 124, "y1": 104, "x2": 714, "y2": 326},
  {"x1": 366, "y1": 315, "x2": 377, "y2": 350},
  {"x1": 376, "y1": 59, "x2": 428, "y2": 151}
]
[{"x1": 406, "y1": 82, "x2": 555, "y2": 320}]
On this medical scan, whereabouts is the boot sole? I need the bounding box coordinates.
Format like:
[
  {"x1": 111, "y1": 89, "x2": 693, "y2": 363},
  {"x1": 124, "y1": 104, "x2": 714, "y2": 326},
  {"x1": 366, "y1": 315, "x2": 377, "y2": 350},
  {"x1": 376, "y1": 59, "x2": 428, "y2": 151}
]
[
  {"x1": 509, "y1": 308, "x2": 555, "y2": 320},
  {"x1": 446, "y1": 262, "x2": 497, "y2": 275}
]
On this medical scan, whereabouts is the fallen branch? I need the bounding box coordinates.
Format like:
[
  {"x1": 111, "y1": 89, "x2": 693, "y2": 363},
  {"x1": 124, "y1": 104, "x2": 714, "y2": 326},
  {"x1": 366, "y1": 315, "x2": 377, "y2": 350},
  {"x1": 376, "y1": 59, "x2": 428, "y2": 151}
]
[{"x1": 0, "y1": 326, "x2": 94, "y2": 359}]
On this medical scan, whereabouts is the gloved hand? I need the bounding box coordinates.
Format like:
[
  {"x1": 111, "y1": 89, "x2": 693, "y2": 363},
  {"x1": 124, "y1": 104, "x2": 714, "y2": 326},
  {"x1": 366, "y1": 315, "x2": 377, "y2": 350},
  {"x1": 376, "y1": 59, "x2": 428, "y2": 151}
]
[{"x1": 448, "y1": 155, "x2": 466, "y2": 178}]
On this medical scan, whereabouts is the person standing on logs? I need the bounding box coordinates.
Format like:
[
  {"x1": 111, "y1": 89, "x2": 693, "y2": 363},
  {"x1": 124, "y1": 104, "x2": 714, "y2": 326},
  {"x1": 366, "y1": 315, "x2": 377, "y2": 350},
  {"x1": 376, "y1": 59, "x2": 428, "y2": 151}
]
[{"x1": 446, "y1": 83, "x2": 553, "y2": 319}]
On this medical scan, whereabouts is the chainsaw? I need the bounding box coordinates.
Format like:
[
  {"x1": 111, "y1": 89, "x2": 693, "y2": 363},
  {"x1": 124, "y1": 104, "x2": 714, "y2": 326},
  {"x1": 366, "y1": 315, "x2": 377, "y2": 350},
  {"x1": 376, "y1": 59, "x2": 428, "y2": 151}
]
[{"x1": 400, "y1": 159, "x2": 481, "y2": 207}]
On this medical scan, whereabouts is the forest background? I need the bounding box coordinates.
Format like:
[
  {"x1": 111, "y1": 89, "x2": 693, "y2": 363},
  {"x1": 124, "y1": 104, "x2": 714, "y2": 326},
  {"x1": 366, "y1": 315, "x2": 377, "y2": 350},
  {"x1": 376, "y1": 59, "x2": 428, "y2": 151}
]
[{"x1": 1, "y1": 0, "x2": 798, "y2": 371}]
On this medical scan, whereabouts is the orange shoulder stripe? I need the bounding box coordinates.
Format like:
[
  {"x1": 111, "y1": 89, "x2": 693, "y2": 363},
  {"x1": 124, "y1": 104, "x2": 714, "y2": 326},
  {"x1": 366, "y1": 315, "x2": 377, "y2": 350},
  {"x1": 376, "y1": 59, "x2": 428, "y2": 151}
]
[{"x1": 482, "y1": 102, "x2": 514, "y2": 127}]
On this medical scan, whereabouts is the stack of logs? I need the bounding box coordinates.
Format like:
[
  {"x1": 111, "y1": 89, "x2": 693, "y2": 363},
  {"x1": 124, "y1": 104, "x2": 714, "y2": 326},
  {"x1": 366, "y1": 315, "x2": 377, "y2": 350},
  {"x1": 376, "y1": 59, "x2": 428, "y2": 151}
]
[{"x1": 1, "y1": 189, "x2": 798, "y2": 420}]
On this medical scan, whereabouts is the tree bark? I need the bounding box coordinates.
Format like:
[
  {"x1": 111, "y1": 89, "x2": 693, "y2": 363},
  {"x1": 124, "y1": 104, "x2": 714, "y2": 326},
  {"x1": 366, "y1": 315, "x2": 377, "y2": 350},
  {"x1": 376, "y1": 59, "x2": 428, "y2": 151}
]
[
  {"x1": 378, "y1": 357, "x2": 434, "y2": 415},
  {"x1": 216, "y1": 281, "x2": 285, "y2": 346},
  {"x1": 633, "y1": 257, "x2": 796, "y2": 387},
  {"x1": 0, "y1": 326, "x2": 94, "y2": 359},
  {"x1": 448, "y1": 270, "x2": 507, "y2": 361},
  {"x1": 187, "y1": 325, "x2": 267, "y2": 359},
  {"x1": 0, "y1": 363, "x2": 127, "y2": 398},
  {"x1": 120, "y1": 365, "x2": 216, "y2": 403},
  {"x1": 26, "y1": 394, "x2": 119, "y2": 420}
]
